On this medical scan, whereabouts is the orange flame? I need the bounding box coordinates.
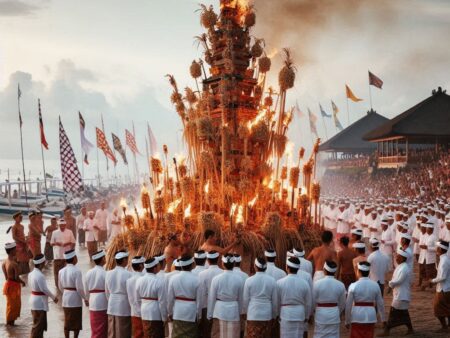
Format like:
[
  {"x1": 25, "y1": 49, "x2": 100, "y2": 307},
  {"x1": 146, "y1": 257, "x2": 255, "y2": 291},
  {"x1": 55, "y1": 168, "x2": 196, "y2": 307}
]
[
  {"x1": 184, "y1": 204, "x2": 191, "y2": 218},
  {"x1": 248, "y1": 195, "x2": 258, "y2": 207},
  {"x1": 120, "y1": 198, "x2": 128, "y2": 209},
  {"x1": 236, "y1": 205, "x2": 244, "y2": 224},
  {"x1": 204, "y1": 181, "x2": 210, "y2": 194},
  {"x1": 168, "y1": 198, "x2": 182, "y2": 213}
]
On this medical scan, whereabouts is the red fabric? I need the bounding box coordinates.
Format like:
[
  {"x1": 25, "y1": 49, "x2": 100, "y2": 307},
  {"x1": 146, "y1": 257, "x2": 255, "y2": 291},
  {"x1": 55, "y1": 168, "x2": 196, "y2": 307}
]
[
  {"x1": 90, "y1": 310, "x2": 107, "y2": 338},
  {"x1": 354, "y1": 302, "x2": 374, "y2": 306},
  {"x1": 317, "y1": 303, "x2": 338, "y2": 307},
  {"x1": 32, "y1": 291, "x2": 46, "y2": 296},
  {"x1": 132, "y1": 316, "x2": 144, "y2": 338},
  {"x1": 350, "y1": 322, "x2": 375, "y2": 338},
  {"x1": 3, "y1": 280, "x2": 21, "y2": 322}
]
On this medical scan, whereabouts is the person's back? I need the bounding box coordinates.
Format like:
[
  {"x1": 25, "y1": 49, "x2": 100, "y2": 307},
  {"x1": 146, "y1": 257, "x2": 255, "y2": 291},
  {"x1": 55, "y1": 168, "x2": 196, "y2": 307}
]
[
  {"x1": 337, "y1": 237, "x2": 357, "y2": 289},
  {"x1": 243, "y1": 271, "x2": 278, "y2": 321},
  {"x1": 105, "y1": 265, "x2": 132, "y2": 316},
  {"x1": 307, "y1": 231, "x2": 337, "y2": 281},
  {"x1": 168, "y1": 270, "x2": 201, "y2": 322},
  {"x1": 277, "y1": 274, "x2": 311, "y2": 322},
  {"x1": 346, "y1": 277, "x2": 384, "y2": 324}
]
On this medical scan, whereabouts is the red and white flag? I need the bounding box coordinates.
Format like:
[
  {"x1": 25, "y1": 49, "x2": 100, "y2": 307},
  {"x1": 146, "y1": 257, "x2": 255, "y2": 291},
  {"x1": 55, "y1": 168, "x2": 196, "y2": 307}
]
[
  {"x1": 147, "y1": 123, "x2": 158, "y2": 156},
  {"x1": 59, "y1": 118, "x2": 83, "y2": 193},
  {"x1": 126, "y1": 129, "x2": 140, "y2": 155},
  {"x1": 96, "y1": 127, "x2": 117, "y2": 164}
]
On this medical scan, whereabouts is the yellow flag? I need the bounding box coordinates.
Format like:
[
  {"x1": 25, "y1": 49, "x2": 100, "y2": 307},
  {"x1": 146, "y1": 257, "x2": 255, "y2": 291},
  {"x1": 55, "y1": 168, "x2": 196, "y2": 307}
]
[{"x1": 345, "y1": 84, "x2": 363, "y2": 102}]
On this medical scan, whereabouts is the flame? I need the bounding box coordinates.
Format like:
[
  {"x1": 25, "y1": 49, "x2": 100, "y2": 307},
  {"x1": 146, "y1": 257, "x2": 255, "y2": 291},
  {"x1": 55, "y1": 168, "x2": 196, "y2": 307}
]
[
  {"x1": 141, "y1": 184, "x2": 148, "y2": 195},
  {"x1": 175, "y1": 153, "x2": 185, "y2": 165},
  {"x1": 204, "y1": 181, "x2": 210, "y2": 194},
  {"x1": 248, "y1": 195, "x2": 258, "y2": 207},
  {"x1": 247, "y1": 110, "x2": 266, "y2": 130},
  {"x1": 156, "y1": 183, "x2": 164, "y2": 191},
  {"x1": 168, "y1": 198, "x2": 182, "y2": 213},
  {"x1": 300, "y1": 186, "x2": 307, "y2": 195},
  {"x1": 230, "y1": 203, "x2": 238, "y2": 217},
  {"x1": 153, "y1": 152, "x2": 161, "y2": 160},
  {"x1": 284, "y1": 141, "x2": 295, "y2": 159},
  {"x1": 267, "y1": 48, "x2": 278, "y2": 59},
  {"x1": 120, "y1": 198, "x2": 128, "y2": 209},
  {"x1": 236, "y1": 205, "x2": 244, "y2": 224},
  {"x1": 184, "y1": 204, "x2": 191, "y2": 218},
  {"x1": 268, "y1": 179, "x2": 274, "y2": 189}
]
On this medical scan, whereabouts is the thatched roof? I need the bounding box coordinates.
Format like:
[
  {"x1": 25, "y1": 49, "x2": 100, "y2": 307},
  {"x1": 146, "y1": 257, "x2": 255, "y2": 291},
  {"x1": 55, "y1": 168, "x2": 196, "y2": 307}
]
[
  {"x1": 364, "y1": 87, "x2": 450, "y2": 141},
  {"x1": 319, "y1": 110, "x2": 389, "y2": 153}
]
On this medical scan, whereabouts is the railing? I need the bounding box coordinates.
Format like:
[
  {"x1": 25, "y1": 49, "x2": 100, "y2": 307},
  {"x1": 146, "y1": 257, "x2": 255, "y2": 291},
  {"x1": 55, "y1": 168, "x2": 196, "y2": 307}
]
[{"x1": 378, "y1": 155, "x2": 407, "y2": 164}]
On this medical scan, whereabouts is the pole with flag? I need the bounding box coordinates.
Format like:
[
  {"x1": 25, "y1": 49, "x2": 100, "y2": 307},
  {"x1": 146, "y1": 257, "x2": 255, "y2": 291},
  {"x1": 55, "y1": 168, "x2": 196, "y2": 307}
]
[
  {"x1": 345, "y1": 84, "x2": 363, "y2": 126},
  {"x1": 17, "y1": 84, "x2": 28, "y2": 207},
  {"x1": 101, "y1": 114, "x2": 110, "y2": 181},
  {"x1": 132, "y1": 122, "x2": 140, "y2": 184},
  {"x1": 38, "y1": 99, "x2": 49, "y2": 201},
  {"x1": 368, "y1": 70, "x2": 383, "y2": 110},
  {"x1": 331, "y1": 100, "x2": 344, "y2": 132},
  {"x1": 319, "y1": 103, "x2": 330, "y2": 140}
]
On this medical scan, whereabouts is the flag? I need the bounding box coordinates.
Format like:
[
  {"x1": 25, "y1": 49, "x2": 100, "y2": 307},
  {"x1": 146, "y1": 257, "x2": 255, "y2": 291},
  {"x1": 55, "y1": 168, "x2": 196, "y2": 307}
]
[
  {"x1": 334, "y1": 116, "x2": 344, "y2": 131},
  {"x1": 112, "y1": 133, "x2": 128, "y2": 164},
  {"x1": 368, "y1": 71, "x2": 383, "y2": 89},
  {"x1": 79, "y1": 112, "x2": 94, "y2": 165},
  {"x1": 147, "y1": 123, "x2": 158, "y2": 156},
  {"x1": 18, "y1": 84, "x2": 23, "y2": 127},
  {"x1": 345, "y1": 84, "x2": 363, "y2": 102},
  {"x1": 331, "y1": 100, "x2": 343, "y2": 131},
  {"x1": 38, "y1": 99, "x2": 49, "y2": 150},
  {"x1": 59, "y1": 118, "x2": 83, "y2": 193},
  {"x1": 126, "y1": 129, "x2": 140, "y2": 155},
  {"x1": 308, "y1": 108, "x2": 319, "y2": 138},
  {"x1": 96, "y1": 128, "x2": 117, "y2": 164},
  {"x1": 319, "y1": 103, "x2": 331, "y2": 118},
  {"x1": 331, "y1": 100, "x2": 339, "y2": 117},
  {"x1": 294, "y1": 100, "x2": 304, "y2": 118}
]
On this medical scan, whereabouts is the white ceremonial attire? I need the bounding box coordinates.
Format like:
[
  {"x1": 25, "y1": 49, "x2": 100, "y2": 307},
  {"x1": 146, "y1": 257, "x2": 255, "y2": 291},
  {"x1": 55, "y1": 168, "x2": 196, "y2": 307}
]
[
  {"x1": 313, "y1": 276, "x2": 346, "y2": 338},
  {"x1": 381, "y1": 226, "x2": 395, "y2": 268},
  {"x1": 58, "y1": 263, "x2": 86, "y2": 308},
  {"x1": 345, "y1": 277, "x2": 385, "y2": 325},
  {"x1": 29, "y1": 268, "x2": 57, "y2": 311},
  {"x1": 233, "y1": 267, "x2": 249, "y2": 284},
  {"x1": 362, "y1": 213, "x2": 372, "y2": 239},
  {"x1": 369, "y1": 216, "x2": 381, "y2": 239},
  {"x1": 337, "y1": 208, "x2": 351, "y2": 235},
  {"x1": 156, "y1": 269, "x2": 165, "y2": 280},
  {"x1": 192, "y1": 265, "x2": 207, "y2": 276},
  {"x1": 326, "y1": 208, "x2": 338, "y2": 231},
  {"x1": 167, "y1": 270, "x2": 202, "y2": 322},
  {"x1": 277, "y1": 274, "x2": 312, "y2": 338},
  {"x1": 266, "y1": 262, "x2": 287, "y2": 281},
  {"x1": 199, "y1": 264, "x2": 223, "y2": 311},
  {"x1": 94, "y1": 208, "x2": 109, "y2": 241},
  {"x1": 243, "y1": 271, "x2": 278, "y2": 321},
  {"x1": 105, "y1": 266, "x2": 133, "y2": 316},
  {"x1": 50, "y1": 229, "x2": 75, "y2": 259},
  {"x1": 412, "y1": 226, "x2": 422, "y2": 256},
  {"x1": 126, "y1": 271, "x2": 143, "y2": 318},
  {"x1": 109, "y1": 214, "x2": 122, "y2": 238},
  {"x1": 299, "y1": 257, "x2": 313, "y2": 276},
  {"x1": 418, "y1": 233, "x2": 437, "y2": 265},
  {"x1": 432, "y1": 254, "x2": 450, "y2": 292},
  {"x1": 84, "y1": 265, "x2": 108, "y2": 311},
  {"x1": 367, "y1": 250, "x2": 391, "y2": 286},
  {"x1": 389, "y1": 262, "x2": 412, "y2": 309},
  {"x1": 297, "y1": 269, "x2": 313, "y2": 294},
  {"x1": 83, "y1": 218, "x2": 99, "y2": 242},
  {"x1": 136, "y1": 272, "x2": 167, "y2": 322}
]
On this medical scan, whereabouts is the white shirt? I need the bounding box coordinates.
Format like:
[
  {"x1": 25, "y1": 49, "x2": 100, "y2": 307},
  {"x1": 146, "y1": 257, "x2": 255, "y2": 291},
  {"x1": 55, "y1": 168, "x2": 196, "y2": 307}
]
[
  {"x1": 192, "y1": 265, "x2": 206, "y2": 276},
  {"x1": 266, "y1": 262, "x2": 287, "y2": 281},
  {"x1": 198, "y1": 265, "x2": 223, "y2": 309},
  {"x1": 58, "y1": 264, "x2": 86, "y2": 308},
  {"x1": 207, "y1": 270, "x2": 244, "y2": 321},
  {"x1": 136, "y1": 272, "x2": 167, "y2": 321},
  {"x1": 28, "y1": 268, "x2": 57, "y2": 311},
  {"x1": 233, "y1": 267, "x2": 249, "y2": 284},
  {"x1": 167, "y1": 271, "x2": 202, "y2": 322},
  {"x1": 76, "y1": 214, "x2": 87, "y2": 230},
  {"x1": 277, "y1": 274, "x2": 312, "y2": 322},
  {"x1": 380, "y1": 226, "x2": 395, "y2": 256},
  {"x1": 325, "y1": 208, "x2": 338, "y2": 230},
  {"x1": 367, "y1": 250, "x2": 391, "y2": 284},
  {"x1": 105, "y1": 266, "x2": 132, "y2": 316},
  {"x1": 418, "y1": 233, "x2": 437, "y2": 264},
  {"x1": 83, "y1": 218, "x2": 98, "y2": 242},
  {"x1": 126, "y1": 271, "x2": 143, "y2": 317},
  {"x1": 84, "y1": 265, "x2": 108, "y2": 311},
  {"x1": 432, "y1": 254, "x2": 450, "y2": 292},
  {"x1": 337, "y1": 208, "x2": 351, "y2": 234},
  {"x1": 345, "y1": 277, "x2": 385, "y2": 324},
  {"x1": 243, "y1": 271, "x2": 278, "y2": 321},
  {"x1": 313, "y1": 276, "x2": 346, "y2": 324},
  {"x1": 109, "y1": 213, "x2": 122, "y2": 238},
  {"x1": 94, "y1": 208, "x2": 109, "y2": 231},
  {"x1": 50, "y1": 229, "x2": 75, "y2": 260},
  {"x1": 389, "y1": 262, "x2": 412, "y2": 303},
  {"x1": 299, "y1": 257, "x2": 313, "y2": 276}
]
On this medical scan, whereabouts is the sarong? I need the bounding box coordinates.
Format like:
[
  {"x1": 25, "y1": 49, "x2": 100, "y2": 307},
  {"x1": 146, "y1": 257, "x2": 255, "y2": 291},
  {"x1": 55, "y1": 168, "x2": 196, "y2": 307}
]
[
  {"x1": 64, "y1": 306, "x2": 82, "y2": 331},
  {"x1": 29, "y1": 237, "x2": 42, "y2": 256},
  {"x1": 53, "y1": 259, "x2": 66, "y2": 288},
  {"x1": 3, "y1": 280, "x2": 21, "y2": 322},
  {"x1": 280, "y1": 320, "x2": 305, "y2": 338},
  {"x1": 340, "y1": 273, "x2": 356, "y2": 290},
  {"x1": 132, "y1": 316, "x2": 144, "y2": 338},
  {"x1": 433, "y1": 291, "x2": 450, "y2": 317},
  {"x1": 350, "y1": 323, "x2": 374, "y2": 338},
  {"x1": 425, "y1": 263, "x2": 437, "y2": 279},
  {"x1": 172, "y1": 319, "x2": 199, "y2": 338},
  {"x1": 31, "y1": 310, "x2": 47, "y2": 338},
  {"x1": 98, "y1": 230, "x2": 108, "y2": 243},
  {"x1": 142, "y1": 320, "x2": 164, "y2": 338},
  {"x1": 419, "y1": 263, "x2": 426, "y2": 280},
  {"x1": 87, "y1": 241, "x2": 98, "y2": 259},
  {"x1": 199, "y1": 308, "x2": 211, "y2": 338},
  {"x1": 90, "y1": 310, "x2": 108, "y2": 338},
  {"x1": 44, "y1": 242, "x2": 53, "y2": 261},
  {"x1": 78, "y1": 229, "x2": 86, "y2": 245},
  {"x1": 211, "y1": 318, "x2": 240, "y2": 338},
  {"x1": 386, "y1": 306, "x2": 412, "y2": 329},
  {"x1": 313, "y1": 323, "x2": 340, "y2": 338},
  {"x1": 246, "y1": 320, "x2": 271, "y2": 338},
  {"x1": 108, "y1": 315, "x2": 132, "y2": 338}
]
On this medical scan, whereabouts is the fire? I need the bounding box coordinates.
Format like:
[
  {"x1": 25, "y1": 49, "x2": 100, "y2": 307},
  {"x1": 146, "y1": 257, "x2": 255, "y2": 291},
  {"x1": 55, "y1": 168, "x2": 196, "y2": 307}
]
[
  {"x1": 120, "y1": 198, "x2": 128, "y2": 210},
  {"x1": 230, "y1": 203, "x2": 238, "y2": 217},
  {"x1": 204, "y1": 181, "x2": 210, "y2": 194},
  {"x1": 268, "y1": 179, "x2": 274, "y2": 189},
  {"x1": 236, "y1": 205, "x2": 244, "y2": 224},
  {"x1": 248, "y1": 195, "x2": 258, "y2": 207},
  {"x1": 168, "y1": 198, "x2": 182, "y2": 213},
  {"x1": 184, "y1": 204, "x2": 191, "y2": 218},
  {"x1": 156, "y1": 183, "x2": 164, "y2": 191},
  {"x1": 300, "y1": 186, "x2": 307, "y2": 195},
  {"x1": 141, "y1": 184, "x2": 148, "y2": 194}
]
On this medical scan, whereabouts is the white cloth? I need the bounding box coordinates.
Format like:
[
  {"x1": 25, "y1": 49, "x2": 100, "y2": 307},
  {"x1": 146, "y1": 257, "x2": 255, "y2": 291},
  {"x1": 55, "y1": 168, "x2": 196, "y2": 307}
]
[
  {"x1": 233, "y1": 267, "x2": 249, "y2": 284},
  {"x1": 367, "y1": 250, "x2": 390, "y2": 284},
  {"x1": 337, "y1": 208, "x2": 351, "y2": 234},
  {"x1": 136, "y1": 272, "x2": 167, "y2": 321},
  {"x1": 313, "y1": 323, "x2": 340, "y2": 338},
  {"x1": 325, "y1": 208, "x2": 338, "y2": 230},
  {"x1": 126, "y1": 271, "x2": 143, "y2": 317},
  {"x1": 313, "y1": 276, "x2": 346, "y2": 325},
  {"x1": 76, "y1": 214, "x2": 87, "y2": 230},
  {"x1": 191, "y1": 265, "x2": 206, "y2": 276},
  {"x1": 109, "y1": 214, "x2": 122, "y2": 238},
  {"x1": 297, "y1": 269, "x2": 313, "y2": 294},
  {"x1": 299, "y1": 257, "x2": 313, "y2": 276},
  {"x1": 28, "y1": 268, "x2": 57, "y2": 311},
  {"x1": 50, "y1": 229, "x2": 75, "y2": 260},
  {"x1": 266, "y1": 262, "x2": 287, "y2": 281},
  {"x1": 243, "y1": 271, "x2": 278, "y2": 320},
  {"x1": 105, "y1": 266, "x2": 132, "y2": 316},
  {"x1": 58, "y1": 264, "x2": 86, "y2": 308},
  {"x1": 83, "y1": 218, "x2": 98, "y2": 242},
  {"x1": 198, "y1": 265, "x2": 223, "y2": 309},
  {"x1": 345, "y1": 277, "x2": 385, "y2": 324},
  {"x1": 167, "y1": 270, "x2": 202, "y2": 322},
  {"x1": 207, "y1": 270, "x2": 244, "y2": 321},
  {"x1": 277, "y1": 274, "x2": 312, "y2": 322},
  {"x1": 381, "y1": 226, "x2": 395, "y2": 256},
  {"x1": 94, "y1": 208, "x2": 109, "y2": 231},
  {"x1": 432, "y1": 254, "x2": 450, "y2": 292},
  {"x1": 418, "y1": 232, "x2": 437, "y2": 264},
  {"x1": 280, "y1": 320, "x2": 306, "y2": 338},
  {"x1": 84, "y1": 265, "x2": 108, "y2": 311},
  {"x1": 389, "y1": 262, "x2": 412, "y2": 304}
]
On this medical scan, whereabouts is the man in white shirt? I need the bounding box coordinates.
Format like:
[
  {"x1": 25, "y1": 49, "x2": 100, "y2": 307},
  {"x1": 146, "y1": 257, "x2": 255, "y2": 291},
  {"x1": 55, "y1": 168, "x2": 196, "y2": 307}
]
[
  {"x1": 109, "y1": 209, "x2": 122, "y2": 239},
  {"x1": 243, "y1": 257, "x2": 278, "y2": 338},
  {"x1": 292, "y1": 247, "x2": 313, "y2": 276},
  {"x1": 337, "y1": 203, "x2": 351, "y2": 241},
  {"x1": 380, "y1": 249, "x2": 413, "y2": 336},
  {"x1": 58, "y1": 249, "x2": 87, "y2": 338},
  {"x1": 106, "y1": 250, "x2": 132, "y2": 338},
  {"x1": 198, "y1": 250, "x2": 223, "y2": 337},
  {"x1": 127, "y1": 256, "x2": 145, "y2": 338},
  {"x1": 136, "y1": 257, "x2": 166, "y2": 338},
  {"x1": 84, "y1": 250, "x2": 108, "y2": 338},
  {"x1": 345, "y1": 261, "x2": 385, "y2": 338},
  {"x1": 75, "y1": 206, "x2": 87, "y2": 247},
  {"x1": 431, "y1": 240, "x2": 450, "y2": 333},
  {"x1": 50, "y1": 218, "x2": 75, "y2": 288},
  {"x1": 29, "y1": 254, "x2": 59, "y2": 338},
  {"x1": 277, "y1": 256, "x2": 312, "y2": 338},
  {"x1": 380, "y1": 220, "x2": 395, "y2": 270},
  {"x1": 95, "y1": 201, "x2": 109, "y2": 246},
  {"x1": 419, "y1": 222, "x2": 437, "y2": 290},
  {"x1": 367, "y1": 238, "x2": 391, "y2": 295},
  {"x1": 208, "y1": 254, "x2": 244, "y2": 338},
  {"x1": 265, "y1": 249, "x2": 286, "y2": 281},
  {"x1": 312, "y1": 260, "x2": 346, "y2": 338},
  {"x1": 84, "y1": 211, "x2": 99, "y2": 259},
  {"x1": 167, "y1": 254, "x2": 203, "y2": 338},
  {"x1": 192, "y1": 250, "x2": 207, "y2": 276},
  {"x1": 324, "y1": 203, "x2": 338, "y2": 240},
  {"x1": 232, "y1": 254, "x2": 249, "y2": 283}
]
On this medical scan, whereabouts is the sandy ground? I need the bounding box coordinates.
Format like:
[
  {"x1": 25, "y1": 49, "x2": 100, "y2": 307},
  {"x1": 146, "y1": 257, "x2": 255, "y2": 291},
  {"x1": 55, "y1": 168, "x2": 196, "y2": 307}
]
[{"x1": 0, "y1": 219, "x2": 448, "y2": 338}]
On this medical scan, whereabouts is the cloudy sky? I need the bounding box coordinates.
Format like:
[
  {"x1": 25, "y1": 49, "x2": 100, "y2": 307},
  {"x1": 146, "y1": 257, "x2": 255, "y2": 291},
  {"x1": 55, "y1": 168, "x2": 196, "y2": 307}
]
[{"x1": 0, "y1": 0, "x2": 449, "y2": 180}]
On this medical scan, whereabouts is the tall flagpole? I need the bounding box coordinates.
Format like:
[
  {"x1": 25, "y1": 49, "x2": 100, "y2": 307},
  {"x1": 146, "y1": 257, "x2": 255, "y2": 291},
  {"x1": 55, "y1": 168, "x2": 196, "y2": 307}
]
[
  {"x1": 132, "y1": 121, "x2": 140, "y2": 184},
  {"x1": 369, "y1": 80, "x2": 373, "y2": 111},
  {"x1": 79, "y1": 112, "x2": 85, "y2": 180},
  {"x1": 17, "y1": 84, "x2": 28, "y2": 207},
  {"x1": 38, "y1": 99, "x2": 49, "y2": 201}
]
